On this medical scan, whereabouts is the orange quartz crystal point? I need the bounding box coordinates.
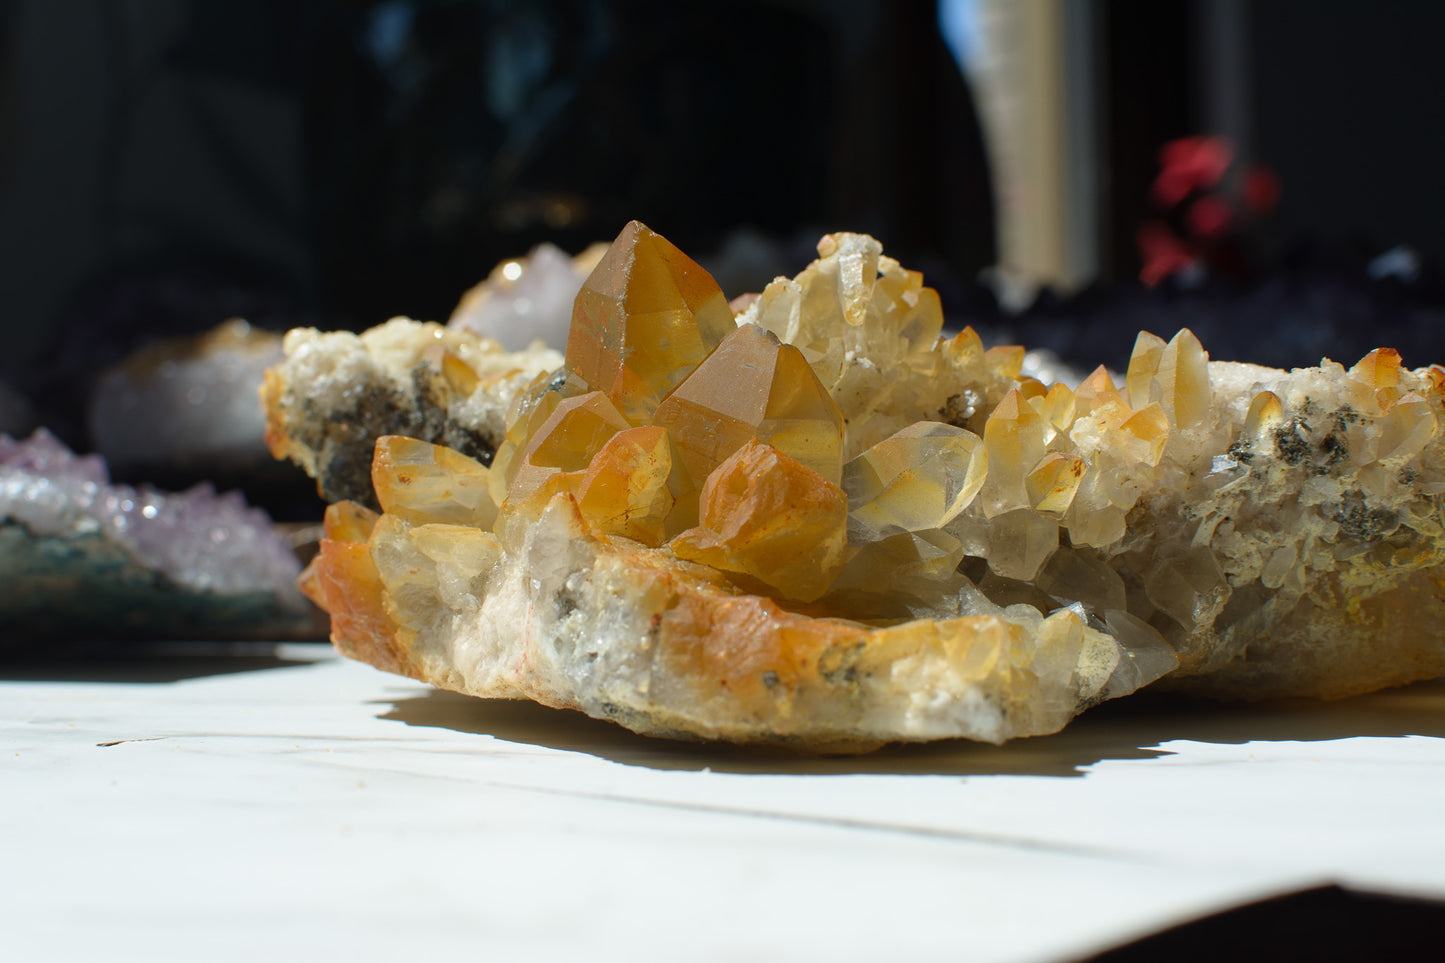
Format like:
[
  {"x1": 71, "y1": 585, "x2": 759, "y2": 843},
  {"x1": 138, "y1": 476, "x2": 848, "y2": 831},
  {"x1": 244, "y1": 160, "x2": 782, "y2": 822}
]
[
  {"x1": 670, "y1": 440, "x2": 848, "y2": 603},
  {"x1": 653, "y1": 323, "x2": 844, "y2": 495},
  {"x1": 573, "y1": 424, "x2": 675, "y2": 545},
  {"x1": 507, "y1": 390, "x2": 631, "y2": 504},
  {"x1": 372, "y1": 436, "x2": 498, "y2": 529},
  {"x1": 566, "y1": 220, "x2": 736, "y2": 424}
]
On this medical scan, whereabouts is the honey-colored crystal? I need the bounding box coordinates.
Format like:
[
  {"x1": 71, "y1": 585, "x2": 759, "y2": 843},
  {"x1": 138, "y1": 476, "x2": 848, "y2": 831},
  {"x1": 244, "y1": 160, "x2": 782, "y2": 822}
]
[
  {"x1": 1030, "y1": 382, "x2": 1077, "y2": 432},
  {"x1": 1114, "y1": 403, "x2": 1171, "y2": 466},
  {"x1": 1243, "y1": 390, "x2": 1286, "y2": 443},
  {"x1": 1126, "y1": 329, "x2": 1212, "y2": 430},
  {"x1": 978, "y1": 390, "x2": 1050, "y2": 517},
  {"x1": 299, "y1": 500, "x2": 379, "y2": 611},
  {"x1": 372, "y1": 435, "x2": 498, "y2": 529},
  {"x1": 573, "y1": 425, "x2": 674, "y2": 546},
  {"x1": 507, "y1": 390, "x2": 630, "y2": 504},
  {"x1": 1026, "y1": 452, "x2": 1086, "y2": 514},
  {"x1": 1154, "y1": 329, "x2": 1212, "y2": 429},
  {"x1": 671, "y1": 440, "x2": 847, "y2": 602},
  {"x1": 566, "y1": 220, "x2": 735, "y2": 423},
  {"x1": 266, "y1": 222, "x2": 1445, "y2": 751},
  {"x1": 1126, "y1": 331, "x2": 1168, "y2": 411},
  {"x1": 652, "y1": 322, "x2": 845, "y2": 526},
  {"x1": 323, "y1": 499, "x2": 379, "y2": 544},
  {"x1": 843, "y1": 421, "x2": 986, "y2": 540},
  {"x1": 737, "y1": 232, "x2": 958, "y2": 456}
]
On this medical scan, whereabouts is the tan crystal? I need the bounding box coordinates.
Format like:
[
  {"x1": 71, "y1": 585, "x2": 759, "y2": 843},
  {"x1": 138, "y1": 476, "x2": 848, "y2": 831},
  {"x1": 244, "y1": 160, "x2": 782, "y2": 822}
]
[
  {"x1": 507, "y1": 390, "x2": 630, "y2": 504},
  {"x1": 566, "y1": 220, "x2": 735, "y2": 423},
  {"x1": 1375, "y1": 394, "x2": 1437, "y2": 464},
  {"x1": 670, "y1": 440, "x2": 847, "y2": 602},
  {"x1": 1061, "y1": 470, "x2": 1128, "y2": 549},
  {"x1": 654, "y1": 323, "x2": 843, "y2": 486},
  {"x1": 1144, "y1": 546, "x2": 1230, "y2": 630},
  {"x1": 843, "y1": 421, "x2": 986, "y2": 540},
  {"x1": 265, "y1": 223, "x2": 1445, "y2": 751},
  {"x1": 372, "y1": 435, "x2": 498, "y2": 529},
  {"x1": 573, "y1": 425, "x2": 674, "y2": 546},
  {"x1": 1034, "y1": 546, "x2": 1128, "y2": 614},
  {"x1": 831, "y1": 528, "x2": 965, "y2": 600},
  {"x1": 984, "y1": 508, "x2": 1059, "y2": 581}
]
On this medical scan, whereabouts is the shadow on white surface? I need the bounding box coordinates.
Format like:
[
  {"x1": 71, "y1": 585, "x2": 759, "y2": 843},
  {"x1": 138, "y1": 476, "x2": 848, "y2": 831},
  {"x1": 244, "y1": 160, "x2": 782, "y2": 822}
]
[
  {"x1": 0, "y1": 640, "x2": 324, "y2": 683},
  {"x1": 376, "y1": 676, "x2": 1445, "y2": 776}
]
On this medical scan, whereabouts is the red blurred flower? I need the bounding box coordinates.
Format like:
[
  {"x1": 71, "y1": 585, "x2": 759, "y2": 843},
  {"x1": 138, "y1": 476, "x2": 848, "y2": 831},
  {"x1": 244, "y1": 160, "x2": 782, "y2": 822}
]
[
  {"x1": 1152, "y1": 136, "x2": 1234, "y2": 208},
  {"x1": 1243, "y1": 166, "x2": 1281, "y2": 215},
  {"x1": 1186, "y1": 194, "x2": 1234, "y2": 240},
  {"x1": 1138, "y1": 221, "x2": 1198, "y2": 287}
]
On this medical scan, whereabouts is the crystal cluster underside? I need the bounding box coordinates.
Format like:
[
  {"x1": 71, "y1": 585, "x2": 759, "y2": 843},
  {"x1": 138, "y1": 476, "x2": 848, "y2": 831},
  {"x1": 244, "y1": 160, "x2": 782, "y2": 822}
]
[{"x1": 265, "y1": 221, "x2": 1445, "y2": 749}]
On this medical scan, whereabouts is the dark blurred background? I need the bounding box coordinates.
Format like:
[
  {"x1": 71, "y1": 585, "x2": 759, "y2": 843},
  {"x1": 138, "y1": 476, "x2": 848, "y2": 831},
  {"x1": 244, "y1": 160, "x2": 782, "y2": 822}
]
[{"x1": 3, "y1": 0, "x2": 1445, "y2": 447}]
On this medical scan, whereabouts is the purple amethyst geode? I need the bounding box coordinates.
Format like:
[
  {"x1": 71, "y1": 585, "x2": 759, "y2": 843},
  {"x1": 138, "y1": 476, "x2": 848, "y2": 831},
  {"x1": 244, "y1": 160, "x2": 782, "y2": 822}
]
[{"x1": 1, "y1": 429, "x2": 321, "y2": 641}]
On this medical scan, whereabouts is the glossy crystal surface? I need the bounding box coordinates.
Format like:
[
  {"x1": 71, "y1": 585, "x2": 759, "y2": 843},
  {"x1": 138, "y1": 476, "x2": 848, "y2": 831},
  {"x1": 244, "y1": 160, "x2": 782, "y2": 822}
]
[
  {"x1": 670, "y1": 440, "x2": 847, "y2": 602},
  {"x1": 274, "y1": 222, "x2": 1445, "y2": 751},
  {"x1": 566, "y1": 221, "x2": 735, "y2": 423},
  {"x1": 654, "y1": 323, "x2": 844, "y2": 494},
  {"x1": 843, "y1": 421, "x2": 986, "y2": 541}
]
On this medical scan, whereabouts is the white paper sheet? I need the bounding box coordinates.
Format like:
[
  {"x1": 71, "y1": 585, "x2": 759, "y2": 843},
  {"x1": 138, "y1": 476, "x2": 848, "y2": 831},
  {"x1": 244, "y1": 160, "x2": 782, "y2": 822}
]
[{"x1": 4, "y1": 644, "x2": 1442, "y2": 962}]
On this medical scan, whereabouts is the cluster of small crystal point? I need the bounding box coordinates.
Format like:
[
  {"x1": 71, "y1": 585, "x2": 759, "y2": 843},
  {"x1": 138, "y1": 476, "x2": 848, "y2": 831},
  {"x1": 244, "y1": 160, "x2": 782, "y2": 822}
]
[
  {"x1": 3, "y1": 428, "x2": 313, "y2": 640},
  {"x1": 294, "y1": 221, "x2": 1445, "y2": 745}
]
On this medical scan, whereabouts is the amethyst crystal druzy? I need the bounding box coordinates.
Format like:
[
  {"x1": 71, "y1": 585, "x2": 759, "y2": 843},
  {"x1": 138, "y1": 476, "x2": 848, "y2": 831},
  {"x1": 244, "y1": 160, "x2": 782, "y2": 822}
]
[{"x1": 1, "y1": 429, "x2": 319, "y2": 641}]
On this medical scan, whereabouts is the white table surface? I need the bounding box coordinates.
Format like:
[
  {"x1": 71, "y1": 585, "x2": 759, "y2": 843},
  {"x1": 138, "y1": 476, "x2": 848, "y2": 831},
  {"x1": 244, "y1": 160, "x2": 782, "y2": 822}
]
[{"x1": 4, "y1": 642, "x2": 1443, "y2": 962}]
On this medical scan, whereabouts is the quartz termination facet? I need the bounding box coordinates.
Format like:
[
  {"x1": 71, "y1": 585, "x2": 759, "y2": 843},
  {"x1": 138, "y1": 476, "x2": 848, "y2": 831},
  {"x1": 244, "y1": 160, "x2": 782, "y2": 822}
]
[{"x1": 267, "y1": 221, "x2": 1445, "y2": 749}]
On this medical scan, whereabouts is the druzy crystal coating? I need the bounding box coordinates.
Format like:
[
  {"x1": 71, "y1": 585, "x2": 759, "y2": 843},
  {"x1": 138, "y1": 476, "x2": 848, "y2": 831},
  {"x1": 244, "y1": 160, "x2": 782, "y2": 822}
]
[
  {"x1": 1, "y1": 429, "x2": 301, "y2": 596},
  {"x1": 3, "y1": 429, "x2": 311, "y2": 639}
]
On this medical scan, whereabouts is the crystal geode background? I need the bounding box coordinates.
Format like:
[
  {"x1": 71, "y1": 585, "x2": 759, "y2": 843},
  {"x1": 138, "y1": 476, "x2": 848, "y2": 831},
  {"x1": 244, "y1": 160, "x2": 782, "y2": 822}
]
[{"x1": 0, "y1": 430, "x2": 319, "y2": 641}]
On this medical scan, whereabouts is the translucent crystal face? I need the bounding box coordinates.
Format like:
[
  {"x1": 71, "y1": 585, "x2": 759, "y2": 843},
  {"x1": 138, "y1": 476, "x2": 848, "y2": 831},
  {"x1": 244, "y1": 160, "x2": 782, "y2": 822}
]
[
  {"x1": 843, "y1": 421, "x2": 986, "y2": 541},
  {"x1": 566, "y1": 220, "x2": 736, "y2": 424},
  {"x1": 572, "y1": 425, "x2": 674, "y2": 546},
  {"x1": 283, "y1": 220, "x2": 1445, "y2": 751},
  {"x1": 371, "y1": 435, "x2": 498, "y2": 529},
  {"x1": 507, "y1": 391, "x2": 630, "y2": 502},
  {"x1": 670, "y1": 440, "x2": 847, "y2": 602},
  {"x1": 653, "y1": 323, "x2": 844, "y2": 493}
]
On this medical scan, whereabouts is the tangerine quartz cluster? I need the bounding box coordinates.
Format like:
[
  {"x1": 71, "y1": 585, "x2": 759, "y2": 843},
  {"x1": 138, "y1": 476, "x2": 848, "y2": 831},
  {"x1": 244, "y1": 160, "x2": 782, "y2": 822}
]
[{"x1": 282, "y1": 221, "x2": 1445, "y2": 748}]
